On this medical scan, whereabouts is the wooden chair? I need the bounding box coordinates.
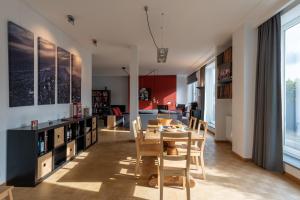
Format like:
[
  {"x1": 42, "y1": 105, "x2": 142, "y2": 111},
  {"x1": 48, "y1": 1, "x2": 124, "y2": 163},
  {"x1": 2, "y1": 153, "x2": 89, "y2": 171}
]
[
  {"x1": 159, "y1": 131, "x2": 192, "y2": 200},
  {"x1": 0, "y1": 186, "x2": 13, "y2": 200},
  {"x1": 132, "y1": 120, "x2": 160, "y2": 176},
  {"x1": 178, "y1": 120, "x2": 207, "y2": 179},
  {"x1": 136, "y1": 116, "x2": 143, "y2": 131},
  {"x1": 188, "y1": 116, "x2": 197, "y2": 131},
  {"x1": 176, "y1": 117, "x2": 196, "y2": 147}
]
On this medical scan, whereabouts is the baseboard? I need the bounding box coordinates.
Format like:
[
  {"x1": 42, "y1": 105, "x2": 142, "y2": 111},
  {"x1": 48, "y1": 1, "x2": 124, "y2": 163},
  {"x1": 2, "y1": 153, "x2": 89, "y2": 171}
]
[
  {"x1": 232, "y1": 151, "x2": 252, "y2": 162},
  {"x1": 284, "y1": 171, "x2": 300, "y2": 185},
  {"x1": 207, "y1": 129, "x2": 215, "y2": 135},
  {"x1": 214, "y1": 139, "x2": 231, "y2": 144}
]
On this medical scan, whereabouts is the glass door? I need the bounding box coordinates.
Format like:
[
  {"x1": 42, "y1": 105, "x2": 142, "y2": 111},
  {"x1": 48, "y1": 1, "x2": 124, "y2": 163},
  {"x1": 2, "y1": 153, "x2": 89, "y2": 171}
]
[{"x1": 282, "y1": 16, "x2": 300, "y2": 159}]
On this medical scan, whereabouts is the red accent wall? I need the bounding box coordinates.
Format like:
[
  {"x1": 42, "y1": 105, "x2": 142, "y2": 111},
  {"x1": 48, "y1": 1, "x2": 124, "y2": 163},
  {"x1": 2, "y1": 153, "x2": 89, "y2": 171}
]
[{"x1": 139, "y1": 75, "x2": 176, "y2": 110}]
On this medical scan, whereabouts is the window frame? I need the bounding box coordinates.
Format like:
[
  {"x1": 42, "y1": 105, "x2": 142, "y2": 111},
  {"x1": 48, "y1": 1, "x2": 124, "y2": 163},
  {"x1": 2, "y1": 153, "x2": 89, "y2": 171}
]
[{"x1": 281, "y1": 15, "x2": 300, "y2": 160}]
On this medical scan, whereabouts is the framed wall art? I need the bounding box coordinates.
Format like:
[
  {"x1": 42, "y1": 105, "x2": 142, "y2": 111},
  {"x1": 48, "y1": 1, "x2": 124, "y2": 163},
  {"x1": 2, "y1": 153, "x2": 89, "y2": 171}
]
[
  {"x1": 57, "y1": 47, "x2": 70, "y2": 104},
  {"x1": 8, "y1": 22, "x2": 34, "y2": 107},
  {"x1": 38, "y1": 37, "x2": 56, "y2": 105}
]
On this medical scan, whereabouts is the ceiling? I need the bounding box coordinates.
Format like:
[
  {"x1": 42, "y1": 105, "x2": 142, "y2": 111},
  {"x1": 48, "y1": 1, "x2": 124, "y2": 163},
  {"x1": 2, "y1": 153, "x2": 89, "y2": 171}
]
[{"x1": 23, "y1": 0, "x2": 281, "y2": 75}]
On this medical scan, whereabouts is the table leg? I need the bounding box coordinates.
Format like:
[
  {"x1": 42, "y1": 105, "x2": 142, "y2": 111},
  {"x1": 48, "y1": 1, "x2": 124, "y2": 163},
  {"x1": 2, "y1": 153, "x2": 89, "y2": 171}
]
[{"x1": 166, "y1": 141, "x2": 177, "y2": 155}]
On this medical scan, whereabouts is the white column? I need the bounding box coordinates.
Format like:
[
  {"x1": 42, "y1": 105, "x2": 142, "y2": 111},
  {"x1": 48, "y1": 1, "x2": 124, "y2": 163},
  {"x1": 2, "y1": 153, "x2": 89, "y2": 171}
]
[
  {"x1": 232, "y1": 24, "x2": 257, "y2": 158},
  {"x1": 129, "y1": 45, "x2": 139, "y2": 131}
]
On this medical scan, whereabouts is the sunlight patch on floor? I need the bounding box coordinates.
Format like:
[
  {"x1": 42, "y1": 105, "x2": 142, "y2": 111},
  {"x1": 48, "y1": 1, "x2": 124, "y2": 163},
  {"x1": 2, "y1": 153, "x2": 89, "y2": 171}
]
[
  {"x1": 119, "y1": 157, "x2": 136, "y2": 166},
  {"x1": 100, "y1": 128, "x2": 130, "y2": 133},
  {"x1": 119, "y1": 168, "x2": 128, "y2": 175},
  {"x1": 62, "y1": 161, "x2": 79, "y2": 169},
  {"x1": 75, "y1": 152, "x2": 90, "y2": 160},
  {"x1": 46, "y1": 181, "x2": 103, "y2": 193},
  {"x1": 133, "y1": 185, "x2": 158, "y2": 199},
  {"x1": 44, "y1": 168, "x2": 102, "y2": 192}
]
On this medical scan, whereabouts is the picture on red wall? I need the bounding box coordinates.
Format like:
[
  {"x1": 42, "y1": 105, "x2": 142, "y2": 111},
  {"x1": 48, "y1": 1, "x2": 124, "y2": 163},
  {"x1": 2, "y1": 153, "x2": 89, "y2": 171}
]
[{"x1": 139, "y1": 88, "x2": 151, "y2": 101}]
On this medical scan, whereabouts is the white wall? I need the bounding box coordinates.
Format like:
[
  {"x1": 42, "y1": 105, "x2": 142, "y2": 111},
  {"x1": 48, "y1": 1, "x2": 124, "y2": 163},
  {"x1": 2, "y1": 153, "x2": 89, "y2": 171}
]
[
  {"x1": 230, "y1": 0, "x2": 300, "y2": 180},
  {"x1": 231, "y1": 24, "x2": 257, "y2": 159},
  {"x1": 215, "y1": 99, "x2": 232, "y2": 140},
  {"x1": 0, "y1": 0, "x2": 92, "y2": 184},
  {"x1": 176, "y1": 74, "x2": 188, "y2": 105},
  {"x1": 92, "y1": 76, "x2": 129, "y2": 111},
  {"x1": 215, "y1": 42, "x2": 232, "y2": 140}
]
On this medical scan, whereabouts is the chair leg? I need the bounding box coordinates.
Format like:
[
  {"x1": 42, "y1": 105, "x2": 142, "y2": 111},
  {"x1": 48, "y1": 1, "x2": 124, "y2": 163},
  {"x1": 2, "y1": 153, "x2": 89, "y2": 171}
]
[
  {"x1": 160, "y1": 169, "x2": 164, "y2": 200},
  {"x1": 135, "y1": 155, "x2": 141, "y2": 176},
  {"x1": 200, "y1": 153, "x2": 206, "y2": 180},
  {"x1": 193, "y1": 156, "x2": 197, "y2": 164},
  {"x1": 182, "y1": 176, "x2": 186, "y2": 190},
  {"x1": 186, "y1": 173, "x2": 190, "y2": 200},
  {"x1": 157, "y1": 165, "x2": 160, "y2": 188},
  {"x1": 195, "y1": 156, "x2": 200, "y2": 170},
  {"x1": 8, "y1": 189, "x2": 13, "y2": 200}
]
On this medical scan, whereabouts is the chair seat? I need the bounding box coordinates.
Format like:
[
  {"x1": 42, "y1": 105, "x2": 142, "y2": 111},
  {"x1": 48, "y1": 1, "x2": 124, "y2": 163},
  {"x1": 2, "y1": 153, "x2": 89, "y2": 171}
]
[
  {"x1": 161, "y1": 159, "x2": 187, "y2": 176},
  {"x1": 163, "y1": 159, "x2": 187, "y2": 169},
  {"x1": 177, "y1": 144, "x2": 201, "y2": 155},
  {"x1": 139, "y1": 144, "x2": 160, "y2": 156}
]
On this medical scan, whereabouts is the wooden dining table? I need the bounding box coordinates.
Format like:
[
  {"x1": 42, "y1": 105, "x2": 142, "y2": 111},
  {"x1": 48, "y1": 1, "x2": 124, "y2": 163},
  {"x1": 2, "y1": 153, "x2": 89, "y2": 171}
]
[{"x1": 141, "y1": 119, "x2": 205, "y2": 187}]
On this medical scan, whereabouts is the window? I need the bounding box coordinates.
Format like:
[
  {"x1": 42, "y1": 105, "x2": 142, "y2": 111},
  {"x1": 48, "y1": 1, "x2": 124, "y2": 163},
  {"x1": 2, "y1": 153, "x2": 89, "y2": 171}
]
[
  {"x1": 282, "y1": 14, "x2": 300, "y2": 160},
  {"x1": 204, "y1": 62, "x2": 216, "y2": 127},
  {"x1": 188, "y1": 81, "x2": 198, "y2": 103}
]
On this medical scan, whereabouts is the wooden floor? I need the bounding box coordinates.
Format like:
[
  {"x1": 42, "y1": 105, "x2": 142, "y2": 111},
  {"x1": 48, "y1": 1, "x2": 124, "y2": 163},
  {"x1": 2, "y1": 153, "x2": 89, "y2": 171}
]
[{"x1": 12, "y1": 128, "x2": 300, "y2": 200}]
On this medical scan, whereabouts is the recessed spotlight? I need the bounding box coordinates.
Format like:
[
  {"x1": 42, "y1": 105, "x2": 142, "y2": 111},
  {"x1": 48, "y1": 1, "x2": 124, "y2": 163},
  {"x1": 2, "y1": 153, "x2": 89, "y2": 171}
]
[
  {"x1": 92, "y1": 39, "x2": 98, "y2": 47},
  {"x1": 67, "y1": 15, "x2": 75, "y2": 25}
]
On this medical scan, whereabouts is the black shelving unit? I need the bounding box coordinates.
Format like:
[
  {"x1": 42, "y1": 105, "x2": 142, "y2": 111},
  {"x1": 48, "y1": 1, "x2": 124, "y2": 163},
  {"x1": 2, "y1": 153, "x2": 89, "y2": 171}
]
[
  {"x1": 6, "y1": 116, "x2": 98, "y2": 187},
  {"x1": 92, "y1": 89, "x2": 111, "y2": 125},
  {"x1": 54, "y1": 145, "x2": 67, "y2": 168}
]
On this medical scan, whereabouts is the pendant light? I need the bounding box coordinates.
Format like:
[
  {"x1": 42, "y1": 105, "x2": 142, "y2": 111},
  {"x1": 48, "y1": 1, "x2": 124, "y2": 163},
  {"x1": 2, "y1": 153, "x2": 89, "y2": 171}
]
[{"x1": 144, "y1": 6, "x2": 168, "y2": 63}]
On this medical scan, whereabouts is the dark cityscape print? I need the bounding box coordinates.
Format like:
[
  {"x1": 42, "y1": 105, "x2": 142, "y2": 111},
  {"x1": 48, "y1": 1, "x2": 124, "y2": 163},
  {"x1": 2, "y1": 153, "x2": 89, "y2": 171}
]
[
  {"x1": 57, "y1": 47, "x2": 70, "y2": 104},
  {"x1": 8, "y1": 22, "x2": 34, "y2": 107},
  {"x1": 72, "y1": 54, "x2": 81, "y2": 103},
  {"x1": 38, "y1": 37, "x2": 56, "y2": 105}
]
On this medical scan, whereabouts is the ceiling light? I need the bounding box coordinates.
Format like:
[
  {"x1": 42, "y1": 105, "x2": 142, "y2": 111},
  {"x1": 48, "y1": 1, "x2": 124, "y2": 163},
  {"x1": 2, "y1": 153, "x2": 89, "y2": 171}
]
[
  {"x1": 157, "y1": 48, "x2": 168, "y2": 63},
  {"x1": 67, "y1": 15, "x2": 75, "y2": 25},
  {"x1": 121, "y1": 66, "x2": 129, "y2": 75}
]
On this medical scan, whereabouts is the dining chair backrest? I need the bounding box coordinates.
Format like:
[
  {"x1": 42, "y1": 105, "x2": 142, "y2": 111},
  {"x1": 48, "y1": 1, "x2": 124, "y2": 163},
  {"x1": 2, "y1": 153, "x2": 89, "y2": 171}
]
[
  {"x1": 195, "y1": 119, "x2": 208, "y2": 148},
  {"x1": 197, "y1": 120, "x2": 208, "y2": 137},
  {"x1": 189, "y1": 117, "x2": 197, "y2": 130},
  {"x1": 160, "y1": 131, "x2": 191, "y2": 171},
  {"x1": 137, "y1": 116, "x2": 142, "y2": 131}
]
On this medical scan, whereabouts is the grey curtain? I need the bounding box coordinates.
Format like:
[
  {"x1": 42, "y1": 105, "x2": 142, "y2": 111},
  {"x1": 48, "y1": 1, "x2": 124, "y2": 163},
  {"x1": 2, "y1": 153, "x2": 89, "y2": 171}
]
[{"x1": 253, "y1": 13, "x2": 283, "y2": 172}]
